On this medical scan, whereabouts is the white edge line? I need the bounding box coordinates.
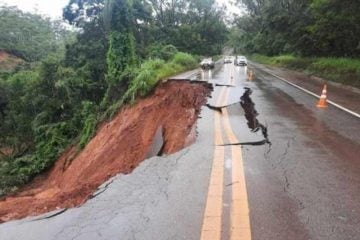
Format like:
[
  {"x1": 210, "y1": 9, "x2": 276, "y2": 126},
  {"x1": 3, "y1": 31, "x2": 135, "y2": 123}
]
[{"x1": 254, "y1": 65, "x2": 360, "y2": 119}]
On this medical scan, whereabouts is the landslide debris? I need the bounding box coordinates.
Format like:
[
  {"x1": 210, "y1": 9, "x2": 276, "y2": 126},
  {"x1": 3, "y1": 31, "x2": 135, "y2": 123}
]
[
  {"x1": 0, "y1": 80, "x2": 212, "y2": 223},
  {"x1": 0, "y1": 50, "x2": 24, "y2": 71}
]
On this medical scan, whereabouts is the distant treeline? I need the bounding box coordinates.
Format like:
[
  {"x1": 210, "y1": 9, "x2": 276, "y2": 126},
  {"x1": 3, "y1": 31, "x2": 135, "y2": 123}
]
[{"x1": 230, "y1": 0, "x2": 360, "y2": 58}]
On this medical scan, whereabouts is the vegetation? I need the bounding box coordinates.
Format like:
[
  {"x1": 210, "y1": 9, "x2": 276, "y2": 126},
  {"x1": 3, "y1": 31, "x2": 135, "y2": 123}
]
[
  {"x1": 1, "y1": 0, "x2": 358, "y2": 197},
  {"x1": 251, "y1": 54, "x2": 360, "y2": 88},
  {"x1": 0, "y1": 0, "x2": 227, "y2": 195},
  {"x1": 0, "y1": 6, "x2": 72, "y2": 61},
  {"x1": 231, "y1": 0, "x2": 360, "y2": 58},
  {"x1": 229, "y1": 0, "x2": 360, "y2": 87}
]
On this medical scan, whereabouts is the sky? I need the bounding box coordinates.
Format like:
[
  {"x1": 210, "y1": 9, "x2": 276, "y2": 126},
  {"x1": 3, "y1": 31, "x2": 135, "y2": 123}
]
[
  {"x1": 0, "y1": 0, "x2": 243, "y2": 19},
  {"x1": 0, "y1": 0, "x2": 69, "y2": 19}
]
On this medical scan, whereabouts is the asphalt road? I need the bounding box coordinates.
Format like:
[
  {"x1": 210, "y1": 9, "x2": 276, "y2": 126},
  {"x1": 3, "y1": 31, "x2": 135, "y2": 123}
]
[{"x1": 0, "y1": 62, "x2": 359, "y2": 240}]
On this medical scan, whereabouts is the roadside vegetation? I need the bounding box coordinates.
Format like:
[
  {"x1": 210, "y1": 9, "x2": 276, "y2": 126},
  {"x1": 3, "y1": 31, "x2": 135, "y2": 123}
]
[
  {"x1": 251, "y1": 54, "x2": 360, "y2": 88},
  {"x1": 230, "y1": 0, "x2": 360, "y2": 88},
  {"x1": 0, "y1": 0, "x2": 227, "y2": 196}
]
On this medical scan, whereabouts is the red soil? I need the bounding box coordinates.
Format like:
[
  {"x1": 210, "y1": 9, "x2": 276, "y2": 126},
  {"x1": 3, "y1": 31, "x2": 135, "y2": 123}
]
[
  {"x1": 0, "y1": 80, "x2": 212, "y2": 223},
  {"x1": 0, "y1": 51, "x2": 10, "y2": 62},
  {"x1": 0, "y1": 51, "x2": 23, "y2": 70}
]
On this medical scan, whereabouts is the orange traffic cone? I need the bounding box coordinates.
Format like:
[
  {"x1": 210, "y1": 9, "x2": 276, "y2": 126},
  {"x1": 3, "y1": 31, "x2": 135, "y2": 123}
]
[
  {"x1": 317, "y1": 84, "x2": 328, "y2": 108},
  {"x1": 248, "y1": 70, "x2": 254, "y2": 81}
]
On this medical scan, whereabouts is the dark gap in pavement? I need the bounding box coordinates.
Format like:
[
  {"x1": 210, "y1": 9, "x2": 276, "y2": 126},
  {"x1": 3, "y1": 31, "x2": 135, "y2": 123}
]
[
  {"x1": 215, "y1": 83, "x2": 235, "y2": 87},
  {"x1": 240, "y1": 87, "x2": 271, "y2": 145},
  {"x1": 219, "y1": 140, "x2": 270, "y2": 147},
  {"x1": 147, "y1": 127, "x2": 165, "y2": 158},
  {"x1": 206, "y1": 102, "x2": 241, "y2": 113},
  {"x1": 31, "y1": 209, "x2": 68, "y2": 222},
  {"x1": 206, "y1": 104, "x2": 223, "y2": 113},
  {"x1": 217, "y1": 87, "x2": 271, "y2": 147}
]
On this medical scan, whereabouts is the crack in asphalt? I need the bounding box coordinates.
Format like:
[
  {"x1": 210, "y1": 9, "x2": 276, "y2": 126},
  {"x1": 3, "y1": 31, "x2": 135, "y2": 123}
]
[
  {"x1": 215, "y1": 83, "x2": 236, "y2": 87},
  {"x1": 30, "y1": 209, "x2": 68, "y2": 222},
  {"x1": 206, "y1": 101, "x2": 242, "y2": 114},
  {"x1": 240, "y1": 87, "x2": 271, "y2": 144},
  {"x1": 89, "y1": 179, "x2": 116, "y2": 199},
  {"x1": 218, "y1": 140, "x2": 270, "y2": 147}
]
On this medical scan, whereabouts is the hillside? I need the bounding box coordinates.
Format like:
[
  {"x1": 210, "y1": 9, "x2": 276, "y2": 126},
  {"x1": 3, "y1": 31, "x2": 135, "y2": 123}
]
[{"x1": 0, "y1": 80, "x2": 211, "y2": 222}]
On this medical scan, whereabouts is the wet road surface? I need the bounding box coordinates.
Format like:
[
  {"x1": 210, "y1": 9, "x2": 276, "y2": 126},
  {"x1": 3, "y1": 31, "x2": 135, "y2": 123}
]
[{"x1": 0, "y1": 62, "x2": 359, "y2": 240}]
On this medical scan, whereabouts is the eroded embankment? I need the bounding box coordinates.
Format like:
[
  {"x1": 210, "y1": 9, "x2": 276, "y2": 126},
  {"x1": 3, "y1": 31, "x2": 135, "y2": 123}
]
[{"x1": 0, "y1": 80, "x2": 212, "y2": 223}]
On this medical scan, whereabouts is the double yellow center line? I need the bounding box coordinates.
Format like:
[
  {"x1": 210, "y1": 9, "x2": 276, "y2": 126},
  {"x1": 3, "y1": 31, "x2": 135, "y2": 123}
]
[{"x1": 200, "y1": 65, "x2": 251, "y2": 240}]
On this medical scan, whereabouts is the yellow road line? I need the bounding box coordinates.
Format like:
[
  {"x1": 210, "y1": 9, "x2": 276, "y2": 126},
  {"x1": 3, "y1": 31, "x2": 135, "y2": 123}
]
[
  {"x1": 223, "y1": 65, "x2": 252, "y2": 240},
  {"x1": 200, "y1": 82, "x2": 226, "y2": 240},
  {"x1": 201, "y1": 65, "x2": 251, "y2": 240}
]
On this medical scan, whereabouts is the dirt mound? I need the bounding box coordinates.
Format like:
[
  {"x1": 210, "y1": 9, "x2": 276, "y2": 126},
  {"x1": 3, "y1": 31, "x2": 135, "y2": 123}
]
[
  {"x1": 0, "y1": 80, "x2": 212, "y2": 223},
  {"x1": 0, "y1": 50, "x2": 23, "y2": 71}
]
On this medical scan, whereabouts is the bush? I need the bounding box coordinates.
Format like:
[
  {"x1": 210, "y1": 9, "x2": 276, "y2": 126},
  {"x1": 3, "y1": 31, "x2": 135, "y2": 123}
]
[
  {"x1": 148, "y1": 44, "x2": 179, "y2": 61},
  {"x1": 121, "y1": 52, "x2": 197, "y2": 105},
  {"x1": 79, "y1": 101, "x2": 97, "y2": 149},
  {"x1": 251, "y1": 54, "x2": 360, "y2": 88},
  {"x1": 172, "y1": 52, "x2": 197, "y2": 69}
]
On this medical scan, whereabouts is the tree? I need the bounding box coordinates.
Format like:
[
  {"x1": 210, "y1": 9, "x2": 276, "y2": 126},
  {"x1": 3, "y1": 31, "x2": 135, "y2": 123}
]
[
  {"x1": 0, "y1": 6, "x2": 69, "y2": 61},
  {"x1": 233, "y1": 0, "x2": 360, "y2": 57},
  {"x1": 63, "y1": 0, "x2": 105, "y2": 27},
  {"x1": 305, "y1": 0, "x2": 360, "y2": 57}
]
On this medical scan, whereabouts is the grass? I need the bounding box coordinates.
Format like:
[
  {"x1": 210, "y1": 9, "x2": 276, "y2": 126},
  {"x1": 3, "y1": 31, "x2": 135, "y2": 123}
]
[
  {"x1": 122, "y1": 52, "x2": 198, "y2": 104},
  {"x1": 251, "y1": 54, "x2": 360, "y2": 88},
  {"x1": 103, "y1": 52, "x2": 198, "y2": 120}
]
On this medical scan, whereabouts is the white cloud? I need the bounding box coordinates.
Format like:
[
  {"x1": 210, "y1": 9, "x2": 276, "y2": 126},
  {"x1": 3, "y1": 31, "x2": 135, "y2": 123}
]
[
  {"x1": 0, "y1": 0, "x2": 69, "y2": 19},
  {"x1": 0, "y1": 0, "x2": 244, "y2": 19},
  {"x1": 216, "y1": 0, "x2": 243, "y2": 15}
]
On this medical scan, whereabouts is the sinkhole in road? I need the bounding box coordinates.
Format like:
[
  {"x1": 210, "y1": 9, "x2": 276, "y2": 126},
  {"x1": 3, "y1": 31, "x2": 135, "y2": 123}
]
[{"x1": 0, "y1": 80, "x2": 212, "y2": 223}]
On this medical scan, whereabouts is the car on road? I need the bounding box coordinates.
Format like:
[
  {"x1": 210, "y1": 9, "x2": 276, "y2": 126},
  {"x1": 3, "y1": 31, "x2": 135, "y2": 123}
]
[
  {"x1": 200, "y1": 58, "x2": 215, "y2": 69},
  {"x1": 224, "y1": 56, "x2": 232, "y2": 64},
  {"x1": 234, "y1": 56, "x2": 247, "y2": 66}
]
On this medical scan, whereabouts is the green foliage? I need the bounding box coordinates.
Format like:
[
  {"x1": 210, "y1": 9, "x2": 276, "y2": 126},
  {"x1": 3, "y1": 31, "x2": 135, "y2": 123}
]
[
  {"x1": 171, "y1": 52, "x2": 197, "y2": 69},
  {"x1": 79, "y1": 102, "x2": 97, "y2": 149},
  {"x1": 0, "y1": 6, "x2": 71, "y2": 61},
  {"x1": 0, "y1": 0, "x2": 217, "y2": 196},
  {"x1": 309, "y1": 58, "x2": 360, "y2": 87},
  {"x1": 234, "y1": 0, "x2": 360, "y2": 58},
  {"x1": 122, "y1": 52, "x2": 197, "y2": 104},
  {"x1": 106, "y1": 31, "x2": 137, "y2": 84},
  {"x1": 251, "y1": 54, "x2": 360, "y2": 88},
  {"x1": 63, "y1": 0, "x2": 104, "y2": 27},
  {"x1": 149, "y1": 44, "x2": 179, "y2": 61}
]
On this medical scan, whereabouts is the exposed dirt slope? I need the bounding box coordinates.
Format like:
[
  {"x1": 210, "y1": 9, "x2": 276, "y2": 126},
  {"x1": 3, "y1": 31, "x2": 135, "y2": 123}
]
[
  {"x1": 0, "y1": 80, "x2": 212, "y2": 223},
  {"x1": 0, "y1": 50, "x2": 23, "y2": 71}
]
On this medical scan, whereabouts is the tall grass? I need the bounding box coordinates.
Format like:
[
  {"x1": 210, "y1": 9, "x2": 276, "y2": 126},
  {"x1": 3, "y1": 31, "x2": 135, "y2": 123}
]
[
  {"x1": 103, "y1": 52, "x2": 198, "y2": 120},
  {"x1": 110, "y1": 52, "x2": 198, "y2": 114},
  {"x1": 251, "y1": 54, "x2": 360, "y2": 88}
]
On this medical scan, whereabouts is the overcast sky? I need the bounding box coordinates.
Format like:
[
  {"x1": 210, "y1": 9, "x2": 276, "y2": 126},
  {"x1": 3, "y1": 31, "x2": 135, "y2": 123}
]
[
  {"x1": 0, "y1": 0, "x2": 243, "y2": 19},
  {"x1": 0, "y1": 0, "x2": 68, "y2": 19}
]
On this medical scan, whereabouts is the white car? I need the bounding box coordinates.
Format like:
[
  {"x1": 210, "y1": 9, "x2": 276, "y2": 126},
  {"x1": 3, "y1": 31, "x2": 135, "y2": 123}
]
[
  {"x1": 224, "y1": 56, "x2": 232, "y2": 64},
  {"x1": 235, "y1": 56, "x2": 247, "y2": 66},
  {"x1": 200, "y1": 58, "x2": 215, "y2": 69}
]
